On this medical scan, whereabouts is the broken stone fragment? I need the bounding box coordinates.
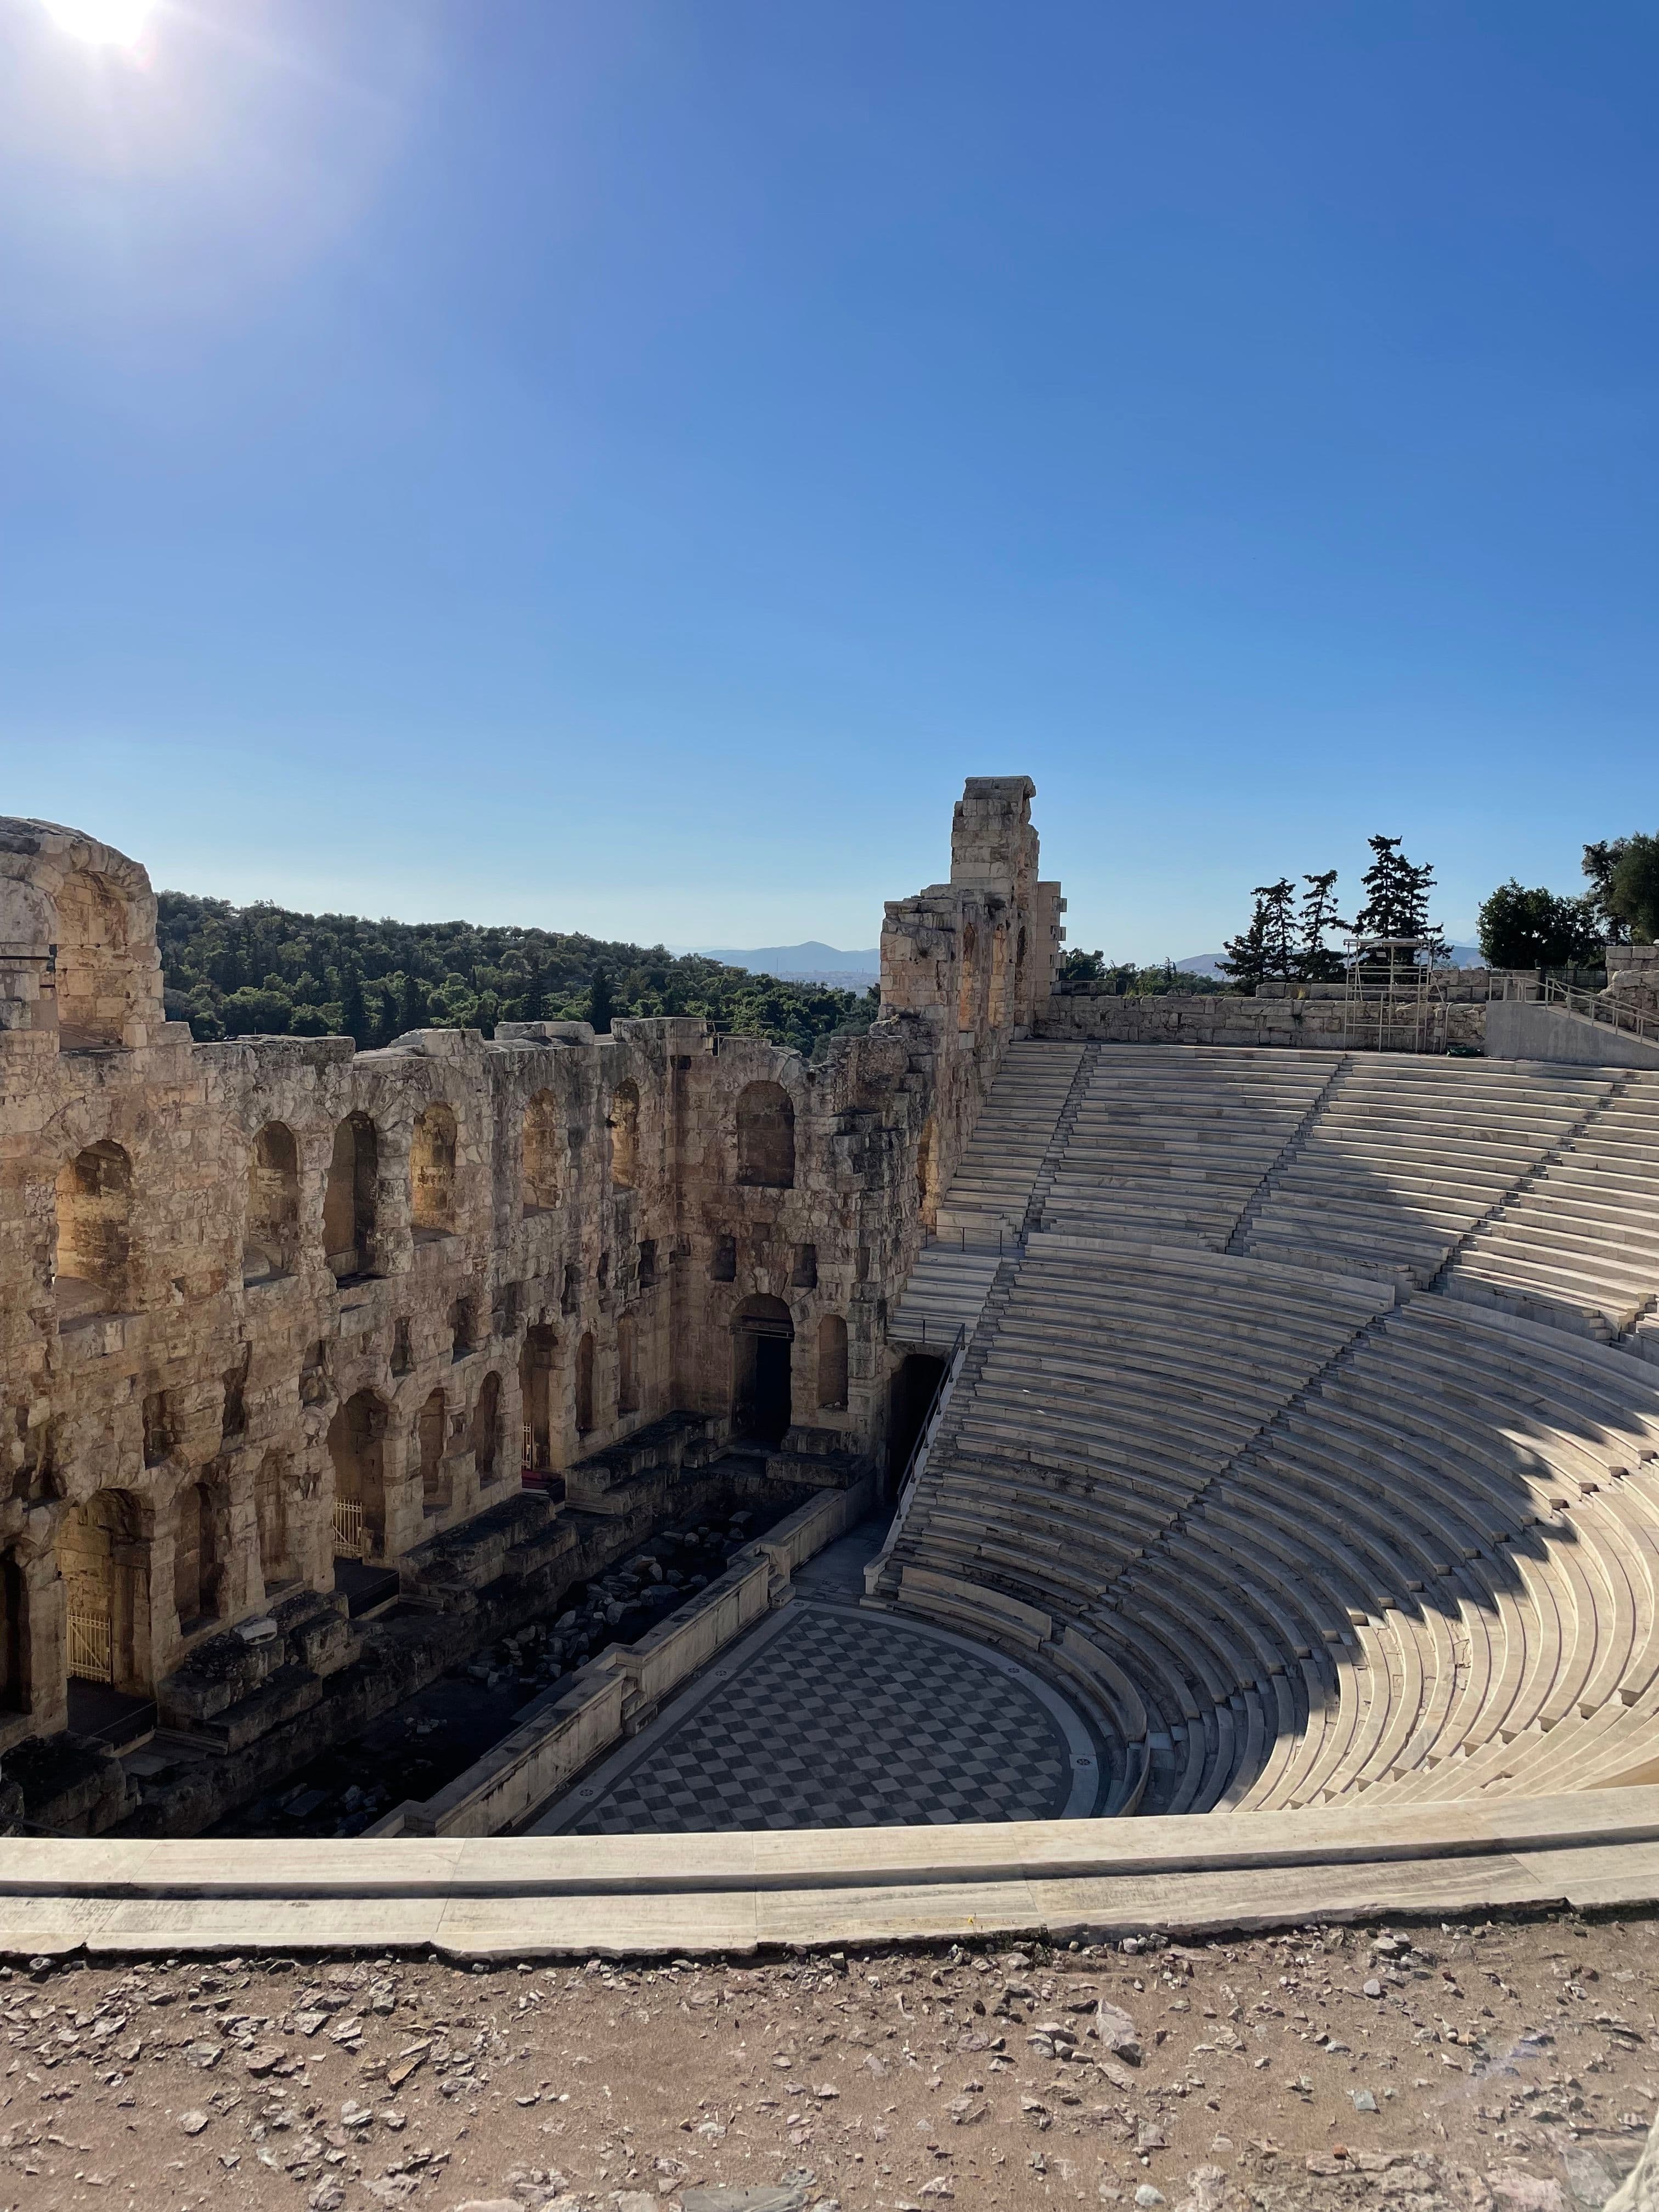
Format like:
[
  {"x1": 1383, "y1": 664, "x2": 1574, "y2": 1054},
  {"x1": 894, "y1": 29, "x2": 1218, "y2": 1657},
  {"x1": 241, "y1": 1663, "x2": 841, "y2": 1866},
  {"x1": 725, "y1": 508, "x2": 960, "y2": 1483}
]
[{"x1": 1093, "y1": 2000, "x2": 1143, "y2": 2064}]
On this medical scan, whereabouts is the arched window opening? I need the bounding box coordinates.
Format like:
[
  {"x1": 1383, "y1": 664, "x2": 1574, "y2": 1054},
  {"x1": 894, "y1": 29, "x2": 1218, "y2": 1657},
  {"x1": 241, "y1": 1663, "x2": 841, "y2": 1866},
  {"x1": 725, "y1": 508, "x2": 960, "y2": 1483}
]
[
  {"x1": 916, "y1": 1115, "x2": 939, "y2": 1227},
  {"x1": 520, "y1": 1324, "x2": 556, "y2": 1473},
  {"x1": 988, "y1": 926, "x2": 1010, "y2": 1028},
  {"x1": 142, "y1": 1391, "x2": 173, "y2": 1468},
  {"x1": 1015, "y1": 924, "x2": 1028, "y2": 1000},
  {"x1": 617, "y1": 1313, "x2": 639, "y2": 1417},
  {"x1": 609, "y1": 1081, "x2": 640, "y2": 1191},
  {"x1": 735, "y1": 1082, "x2": 795, "y2": 1189},
  {"x1": 328, "y1": 1391, "x2": 386, "y2": 1560},
  {"x1": 410, "y1": 1104, "x2": 458, "y2": 1238},
  {"x1": 256, "y1": 1453, "x2": 292, "y2": 1592},
  {"x1": 54, "y1": 1139, "x2": 132, "y2": 1323},
  {"x1": 323, "y1": 1114, "x2": 378, "y2": 1280},
  {"x1": 418, "y1": 1389, "x2": 449, "y2": 1513},
  {"x1": 244, "y1": 1121, "x2": 300, "y2": 1283},
  {"x1": 731, "y1": 1295, "x2": 793, "y2": 1446},
  {"x1": 472, "y1": 1372, "x2": 502, "y2": 1485},
  {"x1": 957, "y1": 920, "x2": 979, "y2": 1032},
  {"x1": 792, "y1": 1243, "x2": 817, "y2": 1289},
  {"x1": 449, "y1": 1294, "x2": 478, "y2": 1361},
  {"x1": 59, "y1": 1489, "x2": 150, "y2": 1695},
  {"x1": 816, "y1": 1314, "x2": 849, "y2": 1410},
  {"x1": 0, "y1": 1550, "x2": 31, "y2": 1715},
  {"x1": 52, "y1": 870, "x2": 130, "y2": 1050},
  {"x1": 574, "y1": 1332, "x2": 595, "y2": 1436},
  {"x1": 711, "y1": 1234, "x2": 737, "y2": 1283},
  {"x1": 173, "y1": 1481, "x2": 222, "y2": 1630},
  {"x1": 523, "y1": 1092, "x2": 561, "y2": 1214}
]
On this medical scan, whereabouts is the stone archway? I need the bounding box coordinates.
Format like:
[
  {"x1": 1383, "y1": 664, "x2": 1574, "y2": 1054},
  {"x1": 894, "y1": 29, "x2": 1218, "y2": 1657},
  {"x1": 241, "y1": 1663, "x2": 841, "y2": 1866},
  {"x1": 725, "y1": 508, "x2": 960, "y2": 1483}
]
[
  {"x1": 731, "y1": 1295, "x2": 794, "y2": 1446},
  {"x1": 57, "y1": 1489, "x2": 152, "y2": 1697}
]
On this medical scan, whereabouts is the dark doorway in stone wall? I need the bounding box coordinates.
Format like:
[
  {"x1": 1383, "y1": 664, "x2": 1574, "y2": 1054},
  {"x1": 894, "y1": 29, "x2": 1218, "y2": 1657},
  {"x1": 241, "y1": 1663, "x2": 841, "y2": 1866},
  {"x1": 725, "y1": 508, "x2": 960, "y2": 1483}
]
[
  {"x1": 731, "y1": 1295, "x2": 793, "y2": 1446},
  {"x1": 888, "y1": 1352, "x2": 946, "y2": 1497}
]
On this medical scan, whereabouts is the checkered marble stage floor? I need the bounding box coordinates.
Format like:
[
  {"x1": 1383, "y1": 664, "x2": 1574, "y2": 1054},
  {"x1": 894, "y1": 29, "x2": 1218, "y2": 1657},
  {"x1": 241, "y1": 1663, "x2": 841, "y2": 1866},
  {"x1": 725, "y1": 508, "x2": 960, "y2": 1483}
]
[{"x1": 539, "y1": 1596, "x2": 1091, "y2": 1835}]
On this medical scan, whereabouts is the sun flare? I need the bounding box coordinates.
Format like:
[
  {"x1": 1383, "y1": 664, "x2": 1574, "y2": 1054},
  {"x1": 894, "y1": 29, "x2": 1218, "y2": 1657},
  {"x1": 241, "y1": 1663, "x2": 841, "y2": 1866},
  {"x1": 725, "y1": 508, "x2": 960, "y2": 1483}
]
[{"x1": 43, "y1": 0, "x2": 154, "y2": 46}]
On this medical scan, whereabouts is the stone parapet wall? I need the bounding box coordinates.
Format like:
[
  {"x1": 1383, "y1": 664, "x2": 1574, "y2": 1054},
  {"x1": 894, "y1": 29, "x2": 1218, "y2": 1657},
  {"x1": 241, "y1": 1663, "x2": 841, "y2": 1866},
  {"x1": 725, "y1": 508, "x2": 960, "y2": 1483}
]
[{"x1": 1036, "y1": 990, "x2": 1487, "y2": 1051}]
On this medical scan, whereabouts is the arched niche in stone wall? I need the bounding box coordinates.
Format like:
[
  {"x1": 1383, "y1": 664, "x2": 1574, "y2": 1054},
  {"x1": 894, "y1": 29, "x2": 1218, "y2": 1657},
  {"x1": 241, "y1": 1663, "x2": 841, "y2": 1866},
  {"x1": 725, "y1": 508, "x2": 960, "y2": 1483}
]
[
  {"x1": 324, "y1": 1115, "x2": 379, "y2": 1280},
  {"x1": 58, "y1": 1488, "x2": 153, "y2": 1697},
  {"x1": 731, "y1": 1294, "x2": 794, "y2": 1445},
  {"x1": 957, "y1": 919, "x2": 980, "y2": 1032},
  {"x1": 54, "y1": 1139, "x2": 132, "y2": 1323},
  {"x1": 328, "y1": 1391, "x2": 387, "y2": 1560},
  {"x1": 245, "y1": 1122, "x2": 300, "y2": 1283},
  {"x1": 523, "y1": 1092, "x2": 561, "y2": 1214},
  {"x1": 410, "y1": 1104, "x2": 459, "y2": 1239},
  {"x1": 609, "y1": 1080, "x2": 640, "y2": 1192},
  {"x1": 735, "y1": 1082, "x2": 795, "y2": 1190}
]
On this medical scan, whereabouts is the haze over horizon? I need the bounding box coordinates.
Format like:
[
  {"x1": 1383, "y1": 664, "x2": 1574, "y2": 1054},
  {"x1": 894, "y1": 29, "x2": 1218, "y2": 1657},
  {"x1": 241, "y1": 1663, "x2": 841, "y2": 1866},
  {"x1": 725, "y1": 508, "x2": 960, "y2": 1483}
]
[{"x1": 3, "y1": 1, "x2": 1655, "y2": 961}]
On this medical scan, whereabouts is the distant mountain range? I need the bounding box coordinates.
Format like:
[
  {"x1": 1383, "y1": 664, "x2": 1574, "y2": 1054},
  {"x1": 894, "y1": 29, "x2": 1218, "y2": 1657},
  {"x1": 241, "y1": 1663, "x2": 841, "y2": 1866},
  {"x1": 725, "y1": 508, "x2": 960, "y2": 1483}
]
[{"x1": 700, "y1": 941, "x2": 881, "y2": 989}]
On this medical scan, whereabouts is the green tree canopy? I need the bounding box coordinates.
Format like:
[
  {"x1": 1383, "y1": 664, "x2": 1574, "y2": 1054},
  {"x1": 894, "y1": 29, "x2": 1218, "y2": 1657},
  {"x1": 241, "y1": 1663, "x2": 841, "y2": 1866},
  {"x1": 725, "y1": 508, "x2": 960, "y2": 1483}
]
[
  {"x1": 1476, "y1": 881, "x2": 1605, "y2": 971},
  {"x1": 155, "y1": 892, "x2": 876, "y2": 1054},
  {"x1": 1608, "y1": 834, "x2": 1659, "y2": 945}
]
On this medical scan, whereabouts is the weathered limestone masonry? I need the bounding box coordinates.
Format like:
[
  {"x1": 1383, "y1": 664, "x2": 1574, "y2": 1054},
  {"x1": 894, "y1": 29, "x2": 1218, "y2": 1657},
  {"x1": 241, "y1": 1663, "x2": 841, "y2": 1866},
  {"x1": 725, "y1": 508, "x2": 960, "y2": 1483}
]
[
  {"x1": 879, "y1": 775, "x2": 1066, "y2": 1230},
  {"x1": 0, "y1": 780, "x2": 1054, "y2": 1831},
  {"x1": 1039, "y1": 983, "x2": 1486, "y2": 1049}
]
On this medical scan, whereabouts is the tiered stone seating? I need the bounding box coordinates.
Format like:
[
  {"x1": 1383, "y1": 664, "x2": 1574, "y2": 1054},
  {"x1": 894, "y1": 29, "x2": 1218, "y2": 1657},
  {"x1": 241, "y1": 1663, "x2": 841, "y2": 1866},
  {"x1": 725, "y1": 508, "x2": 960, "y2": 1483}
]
[
  {"x1": 887, "y1": 1236, "x2": 1391, "y2": 1810},
  {"x1": 1039, "y1": 1046, "x2": 1339, "y2": 1250},
  {"x1": 888, "y1": 1041, "x2": 1084, "y2": 1347},
  {"x1": 1233, "y1": 1058, "x2": 1618, "y2": 1285},
  {"x1": 1193, "y1": 1298, "x2": 1659, "y2": 1809},
  {"x1": 933, "y1": 1040, "x2": 1084, "y2": 1246},
  {"x1": 1442, "y1": 1072, "x2": 1659, "y2": 1341},
  {"x1": 882, "y1": 1040, "x2": 1659, "y2": 1822}
]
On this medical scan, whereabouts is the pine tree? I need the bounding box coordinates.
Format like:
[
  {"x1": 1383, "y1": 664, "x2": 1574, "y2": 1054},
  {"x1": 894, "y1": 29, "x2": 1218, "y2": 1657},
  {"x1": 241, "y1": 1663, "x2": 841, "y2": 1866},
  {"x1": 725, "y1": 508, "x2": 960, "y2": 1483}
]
[
  {"x1": 397, "y1": 970, "x2": 427, "y2": 1036},
  {"x1": 1255, "y1": 878, "x2": 1297, "y2": 981},
  {"x1": 1355, "y1": 836, "x2": 1445, "y2": 963},
  {"x1": 586, "y1": 965, "x2": 614, "y2": 1035},
  {"x1": 517, "y1": 952, "x2": 550, "y2": 1023},
  {"x1": 341, "y1": 968, "x2": 369, "y2": 1048},
  {"x1": 1295, "y1": 870, "x2": 1350, "y2": 984},
  {"x1": 1219, "y1": 899, "x2": 1272, "y2": 993}
]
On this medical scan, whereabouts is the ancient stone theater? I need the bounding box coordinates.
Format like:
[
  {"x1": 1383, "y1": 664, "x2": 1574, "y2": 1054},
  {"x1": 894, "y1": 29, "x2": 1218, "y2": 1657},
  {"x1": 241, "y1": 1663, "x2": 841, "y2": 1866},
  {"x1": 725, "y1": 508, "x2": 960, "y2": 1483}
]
[{"x1": 6, "y1": 777, "x2": 1659, "y2": 1949}]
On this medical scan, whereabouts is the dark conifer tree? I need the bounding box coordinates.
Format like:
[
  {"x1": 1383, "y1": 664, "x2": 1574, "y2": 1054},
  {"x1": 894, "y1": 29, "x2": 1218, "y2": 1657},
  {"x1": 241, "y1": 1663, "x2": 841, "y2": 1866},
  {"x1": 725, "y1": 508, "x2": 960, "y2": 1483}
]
[
  {"x1": 586, "y1": 965, "x2": 614, "y2": 1035},
  {"x1": 1220, "y1": 899, "x2": 1272, "y2": 993},
  {"x1": 1295, "y1": 870, "x2": 1350, "y2": 983},
  {"x1": 397, "y1": 970, "x2": 427, "y2": 1036},
  {"x1": 341, "y1": 968, "x2": 370, "y2": 1048}
]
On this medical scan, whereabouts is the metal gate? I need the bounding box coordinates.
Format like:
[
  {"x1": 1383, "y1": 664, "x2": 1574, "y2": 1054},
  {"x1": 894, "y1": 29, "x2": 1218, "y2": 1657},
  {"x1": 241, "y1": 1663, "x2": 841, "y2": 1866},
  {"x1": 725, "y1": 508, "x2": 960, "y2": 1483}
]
[
  {"x1": 332, "y1": 1499, "x2": 365, "y2": 1558},
  {"x1": 67, "y1": 1606, "x2": 113, "y2": 1684}
]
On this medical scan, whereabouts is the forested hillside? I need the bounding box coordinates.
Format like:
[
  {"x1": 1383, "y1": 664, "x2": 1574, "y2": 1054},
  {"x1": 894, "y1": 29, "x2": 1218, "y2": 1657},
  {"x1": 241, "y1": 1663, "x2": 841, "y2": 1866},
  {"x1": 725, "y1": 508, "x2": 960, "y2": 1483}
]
[{"x1": 156, "y1": 893, "x2": 877, "y2": 1056}]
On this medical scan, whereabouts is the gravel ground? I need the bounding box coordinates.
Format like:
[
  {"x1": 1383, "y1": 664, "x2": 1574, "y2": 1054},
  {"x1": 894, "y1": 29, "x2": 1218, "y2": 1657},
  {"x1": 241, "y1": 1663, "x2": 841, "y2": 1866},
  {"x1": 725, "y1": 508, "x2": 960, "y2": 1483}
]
[{"x1": 4, "y1": 1908, "x2": 1658, "y2": 2212}]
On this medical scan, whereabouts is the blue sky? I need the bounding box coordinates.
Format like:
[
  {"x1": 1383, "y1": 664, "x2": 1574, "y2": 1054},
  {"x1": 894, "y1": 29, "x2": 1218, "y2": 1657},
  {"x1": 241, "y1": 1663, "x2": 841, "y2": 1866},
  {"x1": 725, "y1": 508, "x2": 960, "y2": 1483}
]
[{"x1": 2, "y1": 1, "x2": 1654, "y2": 960}]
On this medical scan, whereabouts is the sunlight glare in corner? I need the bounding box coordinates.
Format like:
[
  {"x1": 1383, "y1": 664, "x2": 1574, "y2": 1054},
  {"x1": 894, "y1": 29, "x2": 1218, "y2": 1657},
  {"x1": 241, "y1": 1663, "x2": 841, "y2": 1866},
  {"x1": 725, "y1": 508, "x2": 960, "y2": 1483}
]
[{"x1": 43, "y1": 0, "x2": 154, "y2": 45}]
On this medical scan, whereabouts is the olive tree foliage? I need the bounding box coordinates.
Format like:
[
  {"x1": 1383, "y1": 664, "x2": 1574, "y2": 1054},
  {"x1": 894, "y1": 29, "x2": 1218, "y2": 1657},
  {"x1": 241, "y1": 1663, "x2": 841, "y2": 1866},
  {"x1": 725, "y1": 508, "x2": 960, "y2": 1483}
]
[
  {"x1": 1585, "y1": 834, "x2": 1659, "y2": 946},
  {"x1": 1477, "y1": 882, "x2": 1605, "y2": 972}
]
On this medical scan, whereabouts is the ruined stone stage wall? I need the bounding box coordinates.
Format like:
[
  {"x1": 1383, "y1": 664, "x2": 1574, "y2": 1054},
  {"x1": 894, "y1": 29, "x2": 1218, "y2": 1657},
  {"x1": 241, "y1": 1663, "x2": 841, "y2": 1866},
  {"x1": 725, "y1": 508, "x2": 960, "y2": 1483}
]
[{"x1": 0, "y1": 783, "x2": 1057, "y2": 1818}]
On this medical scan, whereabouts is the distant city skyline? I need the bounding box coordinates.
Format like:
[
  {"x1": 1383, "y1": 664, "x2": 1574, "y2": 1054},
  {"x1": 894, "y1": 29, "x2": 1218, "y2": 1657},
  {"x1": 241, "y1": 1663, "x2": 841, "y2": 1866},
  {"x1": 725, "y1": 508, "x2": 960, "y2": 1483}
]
[{"x1": 3, "y1": 1, "x2": 1654, "y2": 961}]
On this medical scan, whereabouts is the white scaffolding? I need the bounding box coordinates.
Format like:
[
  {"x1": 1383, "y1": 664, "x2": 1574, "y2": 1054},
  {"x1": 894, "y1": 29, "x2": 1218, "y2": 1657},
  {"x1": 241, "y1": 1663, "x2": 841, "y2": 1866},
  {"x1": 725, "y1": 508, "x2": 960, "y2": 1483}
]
[{"x1": 1342, "y1": 935, "x2": 1450, "y2": 1054}]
